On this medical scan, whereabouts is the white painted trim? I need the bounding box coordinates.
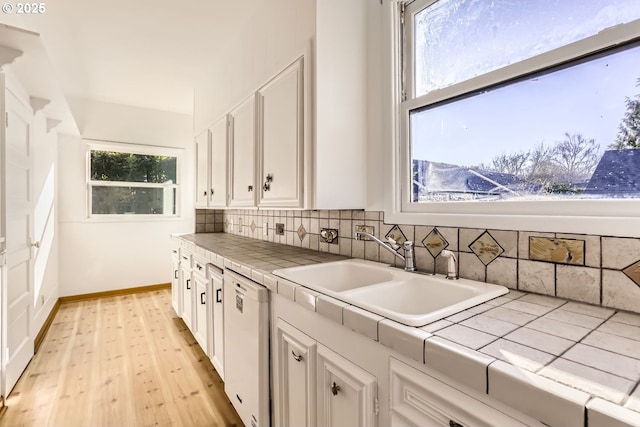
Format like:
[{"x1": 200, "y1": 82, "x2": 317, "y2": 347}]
[{"x1": 383, "y1": 0, "x2": 640, "y2": 237}]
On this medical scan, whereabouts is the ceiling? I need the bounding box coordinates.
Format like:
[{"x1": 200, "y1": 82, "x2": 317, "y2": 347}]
[{"x1": 21, "y1": 0, "x2": 263, "y2": 115}]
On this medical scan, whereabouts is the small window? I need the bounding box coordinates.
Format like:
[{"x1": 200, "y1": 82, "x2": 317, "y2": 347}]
[
  {"x1": 401, "y1": 0, "x2": 640, "y2": 207},
  {"x1": 87, "y1": 143, "x2": 180, "y2": 217}
]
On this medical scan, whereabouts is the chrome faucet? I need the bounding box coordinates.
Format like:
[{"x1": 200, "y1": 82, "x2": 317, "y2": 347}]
[
  {"x1": 355, "y1": 231, "x2": 416, "y2": 271},
  {"x1": 440, "y1": 250, "x2": 458, "y2": 280}
]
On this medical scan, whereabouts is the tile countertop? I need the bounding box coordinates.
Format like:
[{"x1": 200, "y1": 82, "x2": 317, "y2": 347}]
[{"x1": 177, "y1": 233, "x2": 640, "y2": 427}]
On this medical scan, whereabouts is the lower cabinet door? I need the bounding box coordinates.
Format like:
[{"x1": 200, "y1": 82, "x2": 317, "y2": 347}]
[
  {"x1": 181, "y1": 267, "x2": 194, "y2": 331},
  {"x1": 317, "y1": 343, "x2": 378, "y2": 427},
  {"x1": 171, "y1": 256, "x2": 182, "y2": 315},
  {"x1": 275, "y1": 319, "x2": 317, "y2": 427},
  {"x1": 389, "y1": 357, "x2": 541, "y2": 427},
  {"x1": 193, "y1": 274, "x2": 209, "y2": 354},
  {"x1": 210, "y1": 271, "x2": 224, "y2": 379}
]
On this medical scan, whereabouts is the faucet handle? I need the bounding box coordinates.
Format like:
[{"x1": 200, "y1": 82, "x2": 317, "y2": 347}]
[{"x1": 387, "y1": 236, "x2": 401, "y2": 250}]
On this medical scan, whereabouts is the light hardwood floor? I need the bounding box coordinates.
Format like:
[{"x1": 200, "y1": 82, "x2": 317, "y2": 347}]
[{"x1": 0, "y1": 289, "x2": 244, "y2": 427}]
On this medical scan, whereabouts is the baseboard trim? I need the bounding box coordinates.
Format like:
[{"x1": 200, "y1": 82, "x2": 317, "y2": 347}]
[
  {"x1": 58, "y1": 283, "x2": 171, "y2": 304},
  {"x1": 34, "y1": 299, "x2": 61, "y2": 354}
]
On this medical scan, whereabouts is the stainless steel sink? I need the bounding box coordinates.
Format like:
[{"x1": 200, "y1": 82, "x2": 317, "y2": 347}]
[{"x1": 273, "y1": 259, "x2": 508, "y2": 327}]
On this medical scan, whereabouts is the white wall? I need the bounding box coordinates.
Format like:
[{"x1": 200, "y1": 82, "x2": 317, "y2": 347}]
[
  {"x1": 194, "y1": 0, "x2": 316, "y2": 135},
  {"x1": 58, "y1": 100, "x2": 194, "y2": 297}
]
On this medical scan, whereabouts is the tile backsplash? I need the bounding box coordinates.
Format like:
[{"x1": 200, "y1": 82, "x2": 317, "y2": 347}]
[{"x1": 195, "y1": 208, "x2": 640, "y2": 315}]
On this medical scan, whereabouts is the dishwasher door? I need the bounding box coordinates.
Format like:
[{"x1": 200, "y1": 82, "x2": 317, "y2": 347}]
[{"x1": 223, "y1": 269, "x2": 270, "y2": 427}]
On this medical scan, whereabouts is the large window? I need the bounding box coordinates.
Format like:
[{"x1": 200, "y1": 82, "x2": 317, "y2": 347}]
[
  {"x1": 401, "y1": 0, "x2": 640, "y2": 208},
  {"x1": 87, "y1": 142, "x2": 180, "y2": 217}
]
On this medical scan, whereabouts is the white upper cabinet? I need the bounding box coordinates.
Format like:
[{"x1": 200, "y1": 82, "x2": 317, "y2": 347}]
[
  {"x1": 208, "y1": 115, "x2": 229, "y2": 207},
  {"x1": 229, "y1": 94, "x2": 257, "y2": 207},
  {"x1": 195, "y1": 129, "x2": 210, "y2": 208},
  {"x1": 257, "y1": 57, "x2": 304, "y2": 208}
]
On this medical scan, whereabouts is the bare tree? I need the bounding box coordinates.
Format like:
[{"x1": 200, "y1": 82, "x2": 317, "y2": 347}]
[
  {"x1": 553, "y1": 132, "x2": 600, "y2": 183},
  {"x1": 525, "y1": 142, "x2": 558, "y2": 185},
  {"x1": 490, "y1": 151, "x2": 529, "y2": 176}
]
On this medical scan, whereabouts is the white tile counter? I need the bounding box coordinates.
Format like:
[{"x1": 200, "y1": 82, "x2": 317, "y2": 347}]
[{"x1": 177, "y1": 232, "x2": 640, "y2": 427}]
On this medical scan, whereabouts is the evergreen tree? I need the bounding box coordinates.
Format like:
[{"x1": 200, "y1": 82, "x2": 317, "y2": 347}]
[{"x1": 610, "y1": 78, "x2": 640, "y2": 149}]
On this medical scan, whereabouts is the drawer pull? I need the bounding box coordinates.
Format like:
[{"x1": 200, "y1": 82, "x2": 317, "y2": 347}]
[
  {"x1": 291, "y1": 351, "x2": 302, "y2": 362},
  {"x1": 200, "y1": 292, "x2": 206, "y2": 305},
  {"x1": 216, "y1": 288, "x2": 222, "y2": 303},
  {"x1": 331, "y1": 382, "x2": 340, "y2": 396},
  {"x1": 186, "y1": 279, "x2": 191, "y2": 290},
  {"x1": 174, "y1": 270, "x2": 179, "y2": 279}
]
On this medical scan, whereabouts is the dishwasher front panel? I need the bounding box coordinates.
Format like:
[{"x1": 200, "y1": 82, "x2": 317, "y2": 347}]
[{"x1": 223, "y1": 269, "x2": 270, "y2": 427}]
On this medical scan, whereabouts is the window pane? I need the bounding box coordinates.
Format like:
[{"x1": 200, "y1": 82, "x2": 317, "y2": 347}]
[
  {"x1": 90, "y1": 150, "x2": 177, "y2": 184},
  {"x1": 410, "y1": 44, "x2": 640, "y2": 202},
  {"x1": 92, "y1": 186, "x2": 176, "y2": 215},
  {"x1": 414, "y1": 0, "x2": 640, "y2": 97}
]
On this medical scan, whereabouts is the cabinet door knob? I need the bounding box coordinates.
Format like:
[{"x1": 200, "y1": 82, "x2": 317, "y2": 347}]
[
  {"x1": 291, "y1": 351, "x2": 302, "y2": 362},
  {"x1": 216, "y1": 288, "x2": 223, "y2": 303},
  {"x1": 200, "y1": 292, "x2": 206, "y2": 305},
  {"x1": 247, "y1": 185, "x2": 253, "y2": 192},
  {"x1": 330, "y1": 382, "x2": 341, "y2": 396},
  {"x1": 210, "y1": 188, "x2": 214, "y2": 196},
  {"x1": 186, "y1": 279, "x2": 191, "y2": 290},
  {"x1": 203, "y1": 190, "x2": 207, "y2": 196}
]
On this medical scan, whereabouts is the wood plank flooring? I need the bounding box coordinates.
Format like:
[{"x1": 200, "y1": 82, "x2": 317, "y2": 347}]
[{"x1": 0, "y1": 289, "x2": 244, "y2": 427}]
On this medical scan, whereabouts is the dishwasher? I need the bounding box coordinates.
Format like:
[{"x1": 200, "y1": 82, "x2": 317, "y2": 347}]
[{"x1": 223, "y1": 269, "x2": 270, "y2": 427}]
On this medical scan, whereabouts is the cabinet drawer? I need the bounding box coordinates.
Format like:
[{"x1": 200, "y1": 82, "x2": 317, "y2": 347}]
[
  {"x1": 192, "y1": 254, "x2": 208, "y2": 279},
  {"x1": 180, "y1": 249, "x2": 193, "y2": 269}
]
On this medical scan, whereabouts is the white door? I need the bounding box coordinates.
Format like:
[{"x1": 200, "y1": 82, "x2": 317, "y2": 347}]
[
  {"x1": 195, "y1": 130, "x2": 210, "y2": 207},
  {"x1": 193, "y1": 273, "x2": 209, "y2": 354},
  {"x1": 208, "y1": 116, "x2": 228, "y2": 207},
  {"x1": 317, "y1": 344, "x2": 378, "y2": 427},
  {"x1": 229, "y1": 95, "x2": 256, "y2": 207},
  {"x1": 210, "y1": 269, "x2": 224, "y2": 379},
  {"x1": 257, "y1": 57, "x2": 304, "y2": 208},
  {"x1": 2, "y1": 88, "x2": 34, "y2": 396},
  {"x1": 276, "y1": 318, "x2": 317, "y2": 427}
]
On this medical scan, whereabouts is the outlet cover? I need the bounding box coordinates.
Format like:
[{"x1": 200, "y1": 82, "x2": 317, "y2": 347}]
[
  {"x1": 275, "y1": 223, "x2": 285, "y2": 235},
  {"x1": 263, "y1": 222, "x2": 269, "y2": 236},
  {"x1": 355, "y1": 224, "x2": 374, "y2": 240}
]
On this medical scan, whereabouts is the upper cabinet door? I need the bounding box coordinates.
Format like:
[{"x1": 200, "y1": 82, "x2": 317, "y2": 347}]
[
  {"x1": 229, "y1": 94, "x2": 257, "y2": 207},
  {"x1": 257, "y1": 57, "x2": 304, "y2": 208},
  {"x1": 208, "y1": 115, "x2": 229, "y2": 207},
  {"x1": 195, "y1": 129, "x2": 210, "y2": 208}
]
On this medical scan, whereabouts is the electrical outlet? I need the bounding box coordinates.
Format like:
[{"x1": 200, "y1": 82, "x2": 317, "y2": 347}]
[
  {"x1": 275, "y1": 223, "x2": 285, "y2": 235},
  {"x1": 355, "y1": 224, "x2": 374, "y2": 240},
  {"x1": 238, "y1": 217, "x2": 242, "y2": 233},
  {"x1": 263, "y1": 222, "x2": 269, "y2": 236}
]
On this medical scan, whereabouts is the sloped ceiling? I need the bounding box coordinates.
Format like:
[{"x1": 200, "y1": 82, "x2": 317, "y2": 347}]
[{"x1": 21, "y1": 0, "x2": 263, "y2": 115}]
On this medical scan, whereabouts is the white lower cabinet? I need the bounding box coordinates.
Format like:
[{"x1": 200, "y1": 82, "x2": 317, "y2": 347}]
[
  {"x1": 193, "y1": 272, "x2": 209, "y2": 354},
  {"x1": 317, "y1": 344, "x2": 378, "y2": 427},
  {"x1": 389, "y1": 358, "x2": 538, "y2": 427},
  {"x1": 275, "y1": 318, "x2": 378, "y2": 427},
  {"x1": 179, "y1": 250, "x2": 194, "y2": 331},
  {"x1": 276, "y1": 319, "x2": 317, "y2": 427},
  {"x1": 209, "y1": 266, "x2": 225, "y2": 379},
  {"x1": 170, "y1": 247, "x2": 182, "y2": 316}
]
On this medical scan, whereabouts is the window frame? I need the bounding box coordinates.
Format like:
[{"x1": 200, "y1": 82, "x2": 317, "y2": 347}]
[
  {"x1": 85, "y1": 140, "x2": 183, "y2": 221},
  {"x1": 387, "y1": 0, "x2": 640, "y2": 237}
]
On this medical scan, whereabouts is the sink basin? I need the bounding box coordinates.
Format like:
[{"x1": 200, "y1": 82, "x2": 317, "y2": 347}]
[
  {"x1": 272, "y1": 259, "x2": 394, "y2": 292},
  {"x1": 341, "y1": 276, "x2": 507, "y2": 326},
  {"x1": 273, "y1": 259, "x2": 508, "y2": 327}
]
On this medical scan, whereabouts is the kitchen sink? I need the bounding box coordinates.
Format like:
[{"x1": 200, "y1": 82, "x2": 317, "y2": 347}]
[
  {"x1": 273, "y1": 259, "x2": 508, "y2": 327},
  {"x1": 272, "y1": 259, "x2": 394, "y2": 292}
]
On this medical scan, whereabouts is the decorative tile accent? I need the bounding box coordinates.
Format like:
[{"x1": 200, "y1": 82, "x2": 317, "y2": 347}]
[
  {"x1": 296, "y1": 224, "x2": 307, "y2": 241},
  {"x1": 384, "y1": 225, "x2": 407, "y2": 245},
  {"x1": 623, "y1": 260, "x2": 640, "y2": 287},
  {"x1": 529, "y1": 237, "x2": 585, "y2": 266},
  {"x1": 422, "y1": 227, "x2": 449, "y2": 258},
  {"x1": 469, "y1": 231, "x2": 504, "y2": 265},
  {"x1": 319, "y1": 228, "x2": 338, "y2": 244},
  {"x1": 250, "y1": 220, "x2": 257, "y2": 233}
]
